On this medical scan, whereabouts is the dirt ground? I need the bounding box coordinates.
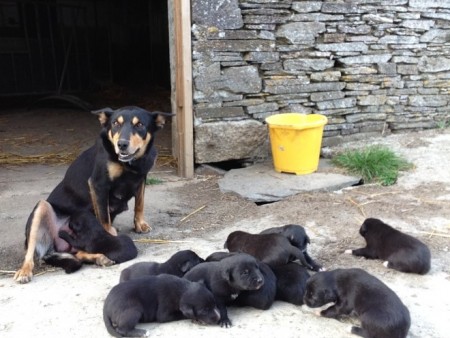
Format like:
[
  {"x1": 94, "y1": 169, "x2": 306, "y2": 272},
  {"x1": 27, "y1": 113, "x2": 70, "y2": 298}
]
[{"x1": 0, "y1": 110, "x2": 449, "y2": 337}]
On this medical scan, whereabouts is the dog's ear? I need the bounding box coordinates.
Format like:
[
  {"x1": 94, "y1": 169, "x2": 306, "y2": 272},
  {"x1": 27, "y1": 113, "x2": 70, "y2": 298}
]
[
  {"x1": 180, "y1": 261, "x2": 193, "y2": 274},
  {"x1": 91, "y1": 107, "x2": 115, "y2": 126},
  {"x1": 324, "y1": 288, "x2": 337, "y2": 303},
  {"x1": 306, "y1": 234, "x2": 311, "y2": 244},
  {"x1": 150, "y1": 111, "x2": 174, "y2": 129},
  {"x1": 179, "y1": 303, "x2": 195, "y2": 319},
  {"x1": 221, "y1": 267, "x2": 232, "y2": 283}
]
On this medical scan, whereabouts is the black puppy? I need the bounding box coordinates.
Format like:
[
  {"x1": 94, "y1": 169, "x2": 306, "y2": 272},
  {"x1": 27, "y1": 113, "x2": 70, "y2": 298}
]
[
  {"x1": 120, "y1": 250, "x2": 204, "y2": 282},
  {"x1": 103, "y1": 274, "x2": 220, "y2": 337},
  {"x1": 346, "y1": 218, "x2": 431, "y2": 274},
  {"x1": 260, "y1": 224, "x2": 323, "y2": 271},
  {"x1": 272, "y1": 262, "x2": 310, "y2": 305},
  {"x1": 224, "y1": 230, "x2": 314, "y2": 270},
  {"x1": 206, "y1": 252, "x2": 276, "y2": 310},
  {"x1": 57, "y1": 211, "x2": 137, "y2": 268},
  {"x1": 184, "y1": 253, "x2": 264, "y2": 327},
  {"x1": 304, "y1": 268, "x2": 411, "y2": 338}
]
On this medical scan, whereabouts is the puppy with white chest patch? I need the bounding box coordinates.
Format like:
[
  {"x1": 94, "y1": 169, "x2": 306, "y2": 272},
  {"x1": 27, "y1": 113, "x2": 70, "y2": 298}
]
[
  {"x1": 304, "y1": 268, "x2": 411, "y2": 338},
  {"x1": 345, "y1": 218, "x2": 431, "y2": 274},
  {"x1": 184, "y1": 253, "x2": 265, "y2": 328}
]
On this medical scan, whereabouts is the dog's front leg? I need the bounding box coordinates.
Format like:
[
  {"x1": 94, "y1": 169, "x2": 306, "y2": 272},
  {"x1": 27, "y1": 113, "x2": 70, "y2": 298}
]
[
  {"x1": 14, "y1": 200, "x2": 58, "y2": 283},
  {"x1": 88, "y1": 178, "x2": 116, "y2": 236},
  {"x1": 134, "y1": 181, "x2": 151, "y2": 233}
]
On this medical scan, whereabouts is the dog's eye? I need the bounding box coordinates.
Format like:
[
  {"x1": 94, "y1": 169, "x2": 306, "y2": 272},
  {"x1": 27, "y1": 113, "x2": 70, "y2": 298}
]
[
  {"x1": 113, "y1": 120, "x2": 120, "y2": 126},
  {"x1": 242, "y1": 269, "x2": 249, "y2": 276},
  {"x1": 136, "y1": 122, "x2": 144, "y2": 128}
]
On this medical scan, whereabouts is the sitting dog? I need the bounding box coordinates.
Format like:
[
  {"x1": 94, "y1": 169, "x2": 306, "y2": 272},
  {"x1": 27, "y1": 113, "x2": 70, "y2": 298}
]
[
  {"x1": 14, "y1": 106, "x2": 168, "y2": 283},
  {"x1": 103, "y1": 274, "x2": 220, "y2": 337},
  {"x1": 224, "y1": 230, "x2": 314, "y2": 270},
  {"x1": 205, "y1": 252, "x2": 276, "y2": 310},
  {"x1": 272, "y1": 262, "x2": 310, "y2": 305},
  {"x1": 260, "y1": 224, "x2": 323, "y2": 271},
  {"x1": 120, "y1": 250, "x2": 204, "y2": 282},
  {"x1": 184, "y1": 253, "x2": 264, "y2": 327},
  {"x1": 57, "y1": 211, "x2": 137, "y2": 268},
  {"x1": 304, "y1": 268, "x2": 411, "y2": 338},
  {"x1": 345, "y1": 218, "x2": 431, "y2": 274}
]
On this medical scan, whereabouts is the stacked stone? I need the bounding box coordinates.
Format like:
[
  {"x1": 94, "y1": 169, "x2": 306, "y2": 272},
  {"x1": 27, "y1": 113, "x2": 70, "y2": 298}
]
[{"x1": 192, "y1": 0, "x2": 450, "y2": 163}]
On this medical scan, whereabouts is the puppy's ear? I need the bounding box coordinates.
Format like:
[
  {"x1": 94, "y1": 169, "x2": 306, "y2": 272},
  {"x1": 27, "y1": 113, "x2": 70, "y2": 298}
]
[
  {"x1": 91, "y1": 107, "x2": 115, "y2": 126},
  {"x1": 221, "y1": 268, "x2": 232, "y2": 283},
  {"x1": 180, "y1": 303, "x2": 195, "y2": 319},
  {"x1": 324, "y1": 288, "x2": 337, "y2": 303},
  {"x1": 306, "y1": 234, "x2": 311, "y2": 244},
  {"x1": 180, "y1": 261, "x2": 193, "y2": 274},
  {"x1": 359, "y1": 222, "x2": 368, "y2": 236}
]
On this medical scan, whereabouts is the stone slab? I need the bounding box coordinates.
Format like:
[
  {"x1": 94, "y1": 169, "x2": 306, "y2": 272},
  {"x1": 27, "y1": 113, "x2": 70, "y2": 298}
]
[{"x1": 218, "y1": 160, "x2": 361, "y2": 203}]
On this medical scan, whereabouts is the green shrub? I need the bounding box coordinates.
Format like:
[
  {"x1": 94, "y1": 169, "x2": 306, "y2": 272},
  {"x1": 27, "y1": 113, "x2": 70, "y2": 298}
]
[{"x1": 332, "y1": 145, "x2": 413, "y2": 186}]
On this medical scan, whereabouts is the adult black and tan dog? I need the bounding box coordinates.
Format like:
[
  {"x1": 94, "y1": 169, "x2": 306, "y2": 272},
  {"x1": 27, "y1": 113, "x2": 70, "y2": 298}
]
[
  {"x1": 260, "y1": 224, "x2": 323, "y2": 271},
  {"x1": 14, "y1": 106, "x2": 167, "y2": 283},
  {"x1": 304, "y1": 268, "x2": 411, "y2": 338},
  {"x1": 119, "y1": 250, "x2": 204, "y2": 282},
  {"x1": 103, "y1": 274, "x2": 220, "y2": 337},
  {"x1": 224, "y1": 230, "x2": 314, "y2": 270},
  {"x1": 184, "y1": 253, "x2": 265, "y2": 327},
  {"x1": 345, "y1": 218, "x2": 431, "y2": 274}
]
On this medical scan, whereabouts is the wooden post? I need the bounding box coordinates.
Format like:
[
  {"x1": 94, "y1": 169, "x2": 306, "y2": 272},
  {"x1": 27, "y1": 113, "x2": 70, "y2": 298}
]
[{"x1": 171, "y1": 0, "x2": 194, "y2": 178}]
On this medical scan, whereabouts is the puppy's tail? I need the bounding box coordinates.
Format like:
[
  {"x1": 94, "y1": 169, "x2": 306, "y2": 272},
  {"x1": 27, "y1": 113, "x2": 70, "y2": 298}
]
[
  {"x1": 43, "y1": 253, "x2": 82, "y2": 273},
  {"x1": 103, "y1": 308, "x2": 122, "y2": 338}
]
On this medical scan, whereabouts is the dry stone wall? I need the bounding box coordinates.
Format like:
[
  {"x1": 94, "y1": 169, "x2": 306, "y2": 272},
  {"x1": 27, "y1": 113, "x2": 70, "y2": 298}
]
[{"x1": 192, "y1": 0, "x2": 450, "y2": 164}]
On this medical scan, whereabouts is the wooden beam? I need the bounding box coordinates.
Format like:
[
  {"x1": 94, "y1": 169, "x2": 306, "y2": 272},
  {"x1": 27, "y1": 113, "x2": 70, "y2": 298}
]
[{"x1": 172, "y1": 0, "x2": 194, "y2": 178}]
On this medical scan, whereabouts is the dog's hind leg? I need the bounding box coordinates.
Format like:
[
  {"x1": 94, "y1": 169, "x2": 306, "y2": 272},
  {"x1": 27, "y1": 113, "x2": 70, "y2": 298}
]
[
  {"x1": 14, "y1": 200, "x2": 57, "y2": 283},
  {"x1": 134, "y1": 181, "x2": 151, "y2": 233},
  {"x1": 75, "y1": 251, "x2": 115, "y2": 267}
]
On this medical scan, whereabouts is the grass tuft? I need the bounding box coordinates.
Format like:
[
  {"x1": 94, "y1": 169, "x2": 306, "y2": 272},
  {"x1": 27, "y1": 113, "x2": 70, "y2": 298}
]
[
  {"x1": 145, "y1": 176, "x2": 163, "y2": 185},
  {"x1": 331, "y1": 145, "x2": 413, "y2": 186}
]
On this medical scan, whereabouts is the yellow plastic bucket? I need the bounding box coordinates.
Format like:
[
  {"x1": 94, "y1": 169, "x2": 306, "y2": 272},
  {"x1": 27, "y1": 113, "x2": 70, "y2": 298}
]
[{"x1": 265, "y1": 113, "x2": 328, "y2": 175}]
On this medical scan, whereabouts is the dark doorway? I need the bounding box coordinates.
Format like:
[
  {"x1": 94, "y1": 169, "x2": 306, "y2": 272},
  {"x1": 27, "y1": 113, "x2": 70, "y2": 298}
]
[{"x1": 0, "y1": 0, "x2": 170, "y2": 97}]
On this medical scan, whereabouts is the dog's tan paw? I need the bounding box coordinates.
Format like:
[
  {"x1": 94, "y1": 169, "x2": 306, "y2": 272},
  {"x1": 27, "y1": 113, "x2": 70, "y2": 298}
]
[
  {"x1": 14, "y1": 269, "x2": 33, "y2": 284},
  {"x1": 96, "y1": 255, "x2": 115, "y2": 267},
  {"x1": 134, "y1": 221, "x2": 151, "y2": 233},
  {"x1": 13, "y1": 263, "x2": 33, "y2": 284},
  {"x1": 107, "y1": 226, "x2": 118, "y2": 236}
]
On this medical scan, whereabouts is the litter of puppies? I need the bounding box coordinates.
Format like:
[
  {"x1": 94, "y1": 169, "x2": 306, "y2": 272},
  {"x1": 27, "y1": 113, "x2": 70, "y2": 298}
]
[{"x1": 102, "y1": 221, "x2": 427, "y2": 337}]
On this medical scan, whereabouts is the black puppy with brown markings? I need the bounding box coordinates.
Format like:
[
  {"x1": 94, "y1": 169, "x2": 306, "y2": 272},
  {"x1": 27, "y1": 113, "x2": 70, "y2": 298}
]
[
  {"x1": 272, "y1": 262, "x2": 310, "y2": 305},
  {"x1": 224, "y1": 230, "x2": 314, "y2": 270},
  {"x1": 205, "y1": 251, "x2": 276, "y2": 310},
  {"x1": 184, "y1": 253, "x2": 264, "y2": 327},
  {"x1": 57, "y1": 211, "x2": 137, "y2": 268},
  {"x1": 260, "y1": 224, "x2": 323, "y2": 271},
  {"x1": 120, "y1": 250, "x2": 204, "y2": 282},
  {"x1": 304, "y1": 268, "x2": 410, "y2": 338},
  {"x1": 345, "y1": 218, "x2": 431, "y2": 274},
  {"x1": 103, "y1": 274, "x2": 220, "y2": 337}
]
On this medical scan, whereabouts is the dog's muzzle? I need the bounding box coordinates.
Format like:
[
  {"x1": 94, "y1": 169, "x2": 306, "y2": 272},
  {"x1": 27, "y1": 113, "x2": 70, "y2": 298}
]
[{"x1": 117, "y1": 139, "x2": 139, "y2": 162}]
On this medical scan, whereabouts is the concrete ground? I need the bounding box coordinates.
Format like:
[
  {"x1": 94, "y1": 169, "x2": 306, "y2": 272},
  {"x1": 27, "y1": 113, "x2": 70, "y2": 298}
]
[{"x1": 1, "y1": 128, "x2": 450, "y2": 338}]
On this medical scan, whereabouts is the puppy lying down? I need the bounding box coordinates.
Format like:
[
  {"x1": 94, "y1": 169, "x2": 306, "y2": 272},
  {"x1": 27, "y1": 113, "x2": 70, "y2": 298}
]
[
  {"x1": 304, "y1": 268, "x2": 410, "y2": 338},
  {"x1": 119, "y1": 249, "x2": 204, "y2": 282},
  {"x1": 346, "y1": 218, "x2": 431, "y2": 274},
  {"x1": 103, "y1": 274, "x2": 220, "y2": 337}
]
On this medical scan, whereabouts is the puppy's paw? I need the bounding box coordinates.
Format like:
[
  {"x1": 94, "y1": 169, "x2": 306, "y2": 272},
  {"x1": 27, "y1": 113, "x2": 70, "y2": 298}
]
[
  {"x1": 96, "y1": 254, "x2": 115, "y2": 267},
  {"x1": 383, "y1": 261, "x2": 389, "y2": 268},
  {"x1": 219, "y1": 318, "x2": 232, "y2": 328},
  {"x1": 314, "y1": 309, "x2": 322, "y2": 316},
  {"x1": 344, "y1": 249, "x2": 353, "y2": 254},
  {"x1": 318, "y1": 267, "x2": 327, "y2": 272}
]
